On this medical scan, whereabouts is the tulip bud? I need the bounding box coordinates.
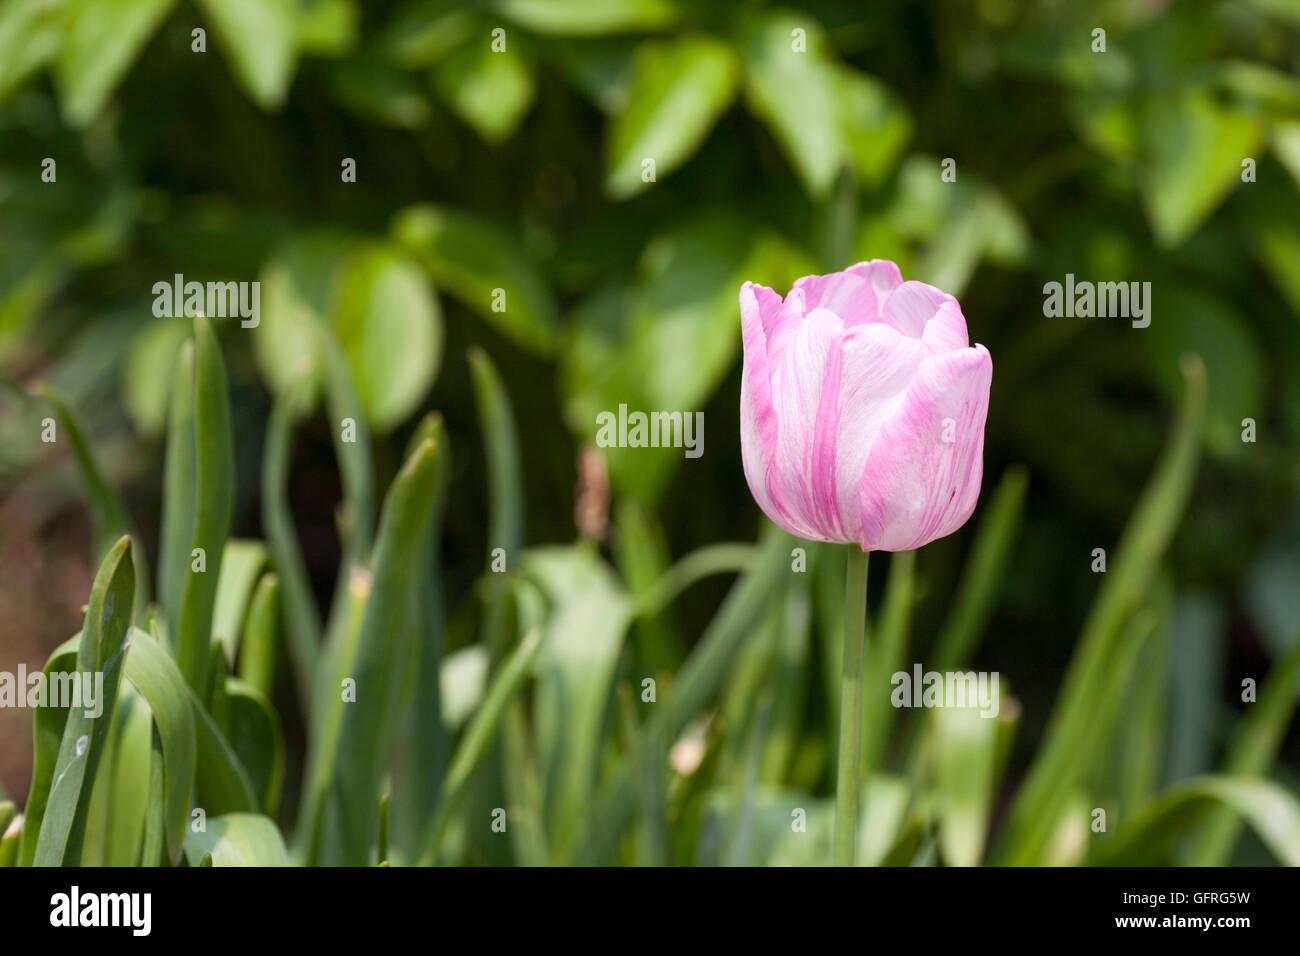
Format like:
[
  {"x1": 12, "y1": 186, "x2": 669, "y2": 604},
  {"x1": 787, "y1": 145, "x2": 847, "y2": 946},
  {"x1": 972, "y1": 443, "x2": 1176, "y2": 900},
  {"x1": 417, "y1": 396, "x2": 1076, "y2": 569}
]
[{"x1": 739, "y1": 260, "x2": 992, "y2": 551}]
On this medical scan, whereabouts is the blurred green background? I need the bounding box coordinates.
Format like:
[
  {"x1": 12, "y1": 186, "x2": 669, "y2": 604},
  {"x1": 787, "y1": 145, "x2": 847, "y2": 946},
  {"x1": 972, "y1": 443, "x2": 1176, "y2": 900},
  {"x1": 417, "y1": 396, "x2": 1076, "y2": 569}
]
[{"x1": 2, "y1": 0, "x2": 1299, "y2": 865}]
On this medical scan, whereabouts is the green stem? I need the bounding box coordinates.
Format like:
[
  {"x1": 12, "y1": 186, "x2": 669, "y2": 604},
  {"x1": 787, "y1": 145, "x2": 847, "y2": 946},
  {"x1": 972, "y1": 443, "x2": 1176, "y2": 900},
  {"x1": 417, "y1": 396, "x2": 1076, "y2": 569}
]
[{"x1": 834, "y1": 545, "x2": 869, "y2": 866}]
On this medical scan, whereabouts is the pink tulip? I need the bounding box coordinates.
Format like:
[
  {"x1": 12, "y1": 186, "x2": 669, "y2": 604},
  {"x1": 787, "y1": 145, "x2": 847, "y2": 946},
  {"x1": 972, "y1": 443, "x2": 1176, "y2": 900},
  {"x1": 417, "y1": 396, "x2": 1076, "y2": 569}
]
[{"x1": 740, "y1": 259, "x2": 992, "y2": 552}]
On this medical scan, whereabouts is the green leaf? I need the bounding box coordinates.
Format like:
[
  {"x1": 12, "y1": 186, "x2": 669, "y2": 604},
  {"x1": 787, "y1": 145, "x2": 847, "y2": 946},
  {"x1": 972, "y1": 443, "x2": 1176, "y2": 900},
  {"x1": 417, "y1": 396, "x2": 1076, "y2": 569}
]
[
  {"x1": 419, "y1": 625, "x2": 544, "y2": 864},
  {"x1": 0, "y1": 0, "x2": 63, "y2": 99},
  {"x1": 375, "y1": 0, "x2": 474, "y2": 68},
  {"x1": 222, "y1": 678, "x2": 285, "y2": 815},
  {"x1": 468, "y1": 348, "x2": 525, "y2": 557},
  {"x1": 212, "y1": 540, "x2": 270, "y2": 665},
  {"x1": 392, "y1": 204, "x2": 558, "y2": 356},
  {"x1": 122, "y1": 627, "x2": 197, "y2": 865},
  {"x1": 1189, "y1": 635, "x2": 1300, "y2": 864},
  {"x1": 329, "y1": 57, "x2": 431, "y2": 128},
  {"x1": 497, "y1": 0, "x2": 680, "y2": 36},
  {"x1": 928, "y1": 466, "x2": 1029, "y2": 672},
  {"x1": 33, "y1": 383, "x2": 148, "y2": 610},
  {"x1": 176, "y1": 316, "x2": 234, "y2": 698},
  {"x1": 304, "y1": 439, "x2": 443, "y2": 865},
  {"x1": 238, "y1": 572, "x2": 280, "y2": 699},
  {"x1": 296, "y1": 0, "x2": 357, "y2": 55},
  {"x1": 87, "y1": 683, "x2": 153, "y2": 865},
  {"x1": 995, "y1": 358, "x2": 1207, "y2": 865},
  {"x1": 195, "y1": 0, "x2": 298, "y2": 110},
  {"x1": 262, "y1": 382, "x2": 322, "y2": 712},
  {"x1": 332, "y1": 244, "x2": 443, "y2": 432},
  {"x1": 433, "y1": 35, "x2": 536, "y2": 144},
  {"x1": 932, "y1": 697, "x2": 1001, "y2": 866},
  {"x1": 159, "y1": 340, "x2": 196, "y2": 639},
  {"x1": 836, "y1": 65, "x2": 911, "y2": 188},
  {"x1": 182, "y1": 813, "x2": 290, "y2": 866},
  {"x1": 391, "y1": 414, "x2": 452, "y2": 859},
  {"x1": 737, "y1": 12, "x2": 843, "y2": 199},
  {"x1": 604, "y1": 35, "x2": 740, "y2": 199},
  {"x1": 253, "y1": 233, "x2": 348, "y2": 407},
  {"x1": 526, "y1": 546, "x2": 632, "y2": 854},
  {"x1": 192, "y1": 683, "x2": 259, "y2": 816},
  {"x1": 0, "y1": 804, "x2": 19, "y2": 866},
  {"x1": 1140, "y1": 88, "x2": 1265, "y2": 247},
  {"x1": 1096, "y1": 776, "x2": 1300, "y2": 866},
  {"x1": 54, "y1": 0, "x2": 175, "y2": 126},
  {"x1": 33, "y1": 536, "x2": 134, "y2": 866},
  {"x1": 18, "y1": 638, "x2": 78, "y2": 867},
  {"x1": 318, "y1": 328, "x2": 376, "y2": 627},
  {"x1": 560, "y1": 214, "x2": 812, "y2": 501},
  {"x1": 575, "y1": 523, "x2": 794, "y2": 863},
  {"x1": 862, "y1": 550, "x2": 915, "y2": 771}
]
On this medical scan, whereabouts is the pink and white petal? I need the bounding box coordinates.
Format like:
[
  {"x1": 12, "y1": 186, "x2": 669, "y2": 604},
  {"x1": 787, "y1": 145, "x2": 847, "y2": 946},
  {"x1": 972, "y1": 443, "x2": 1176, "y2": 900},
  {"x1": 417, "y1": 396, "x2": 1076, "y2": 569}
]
[
  {"x1": 740, "y1": 284, "x2": 782, "y2": 526},
  {"x1": 856, "y1": 345, "x2": 992, "y2": 551},
  {"x1": 920, "y1": 299, "x2": 970, "y2": 353},
  {"x1": 770, "y1": 307, "x2": 850, "y2": 541},
  {"x1": 791, "y1": 271, "x2": 879, "y2": 326},
  {"x1": 764, "y1": 287, "x2": 806, "y2": 383},
  {"x1": 847, "y1": 259, "x2": 904, "y2": 299},
  {"x1": 829, "y1": 323, "x2": 930, "y2": 541},
  {"x1": 879, "y1": 280, "x2": 954, "y2": 339}
]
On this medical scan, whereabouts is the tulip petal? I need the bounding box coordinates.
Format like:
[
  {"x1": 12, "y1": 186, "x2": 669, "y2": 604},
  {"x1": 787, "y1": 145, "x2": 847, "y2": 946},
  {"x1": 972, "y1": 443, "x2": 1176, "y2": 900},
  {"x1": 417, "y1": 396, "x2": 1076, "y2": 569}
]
[
  {"x1": 921, "y1": 299, "x2": 970, "y2": 352},
  {"x1": 740, "y1": 282, "x2": 783, "y2": 527},
  {"x1": 847, "y1": 259, "x2": 904, "y2": 299},
  {"x1": 829, "y1": 322, "x2": 929, "y2": 540},
  {"x1": 768, "y1": 307, "x2": 847, "y2": 540},
  {"x1": 880, "y1": 280, "x2": 954, "y2": 338},
  {"x1": 791, "y1": 271, "x2": 879, "y2": 326},
  {"x1": 857, "y1": 344, "x2": 992, "y2": 551}
]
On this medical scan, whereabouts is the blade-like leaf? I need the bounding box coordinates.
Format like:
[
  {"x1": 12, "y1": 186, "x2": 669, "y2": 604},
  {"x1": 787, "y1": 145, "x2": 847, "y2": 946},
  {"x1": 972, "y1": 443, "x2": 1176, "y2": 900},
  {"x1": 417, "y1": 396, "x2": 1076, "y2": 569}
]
[
  {"x1": 995, "y1": 358, "x2": 1206, "y2": 865},
  {"x1": 122, "y1": 627, "x2": 197, "y2": 865},
  {"x1": 305, "y1": 439, "x2": 442, "y2": 865},
  {"x1": 176, "y1": 316, "x2": 234, "y2": 698},
  {"x1": 33, "y1": 536, "x2": 134, "y2": 866}
]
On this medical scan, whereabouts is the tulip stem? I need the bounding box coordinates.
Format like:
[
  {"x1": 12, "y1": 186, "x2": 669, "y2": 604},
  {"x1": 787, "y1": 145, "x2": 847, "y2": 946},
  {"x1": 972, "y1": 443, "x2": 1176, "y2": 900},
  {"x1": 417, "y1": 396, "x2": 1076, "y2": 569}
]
[{"x1": 834, "y1": 545, "x2": 870, "y2": 866}]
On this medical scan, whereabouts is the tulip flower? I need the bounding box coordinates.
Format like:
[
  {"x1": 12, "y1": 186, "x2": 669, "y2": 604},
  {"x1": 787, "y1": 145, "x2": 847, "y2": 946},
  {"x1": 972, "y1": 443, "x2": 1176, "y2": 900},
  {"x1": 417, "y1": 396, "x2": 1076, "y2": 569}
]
[{"x1": 738, "y1": 259, "x2": 992, "y2": 865}]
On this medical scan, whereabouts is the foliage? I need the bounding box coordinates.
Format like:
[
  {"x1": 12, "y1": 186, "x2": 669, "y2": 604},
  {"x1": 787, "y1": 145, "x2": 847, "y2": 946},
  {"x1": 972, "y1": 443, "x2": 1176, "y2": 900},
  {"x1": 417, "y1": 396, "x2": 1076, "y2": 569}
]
[{"x1": 1, "y1": 0, "x2": 1299, "y2": 865}]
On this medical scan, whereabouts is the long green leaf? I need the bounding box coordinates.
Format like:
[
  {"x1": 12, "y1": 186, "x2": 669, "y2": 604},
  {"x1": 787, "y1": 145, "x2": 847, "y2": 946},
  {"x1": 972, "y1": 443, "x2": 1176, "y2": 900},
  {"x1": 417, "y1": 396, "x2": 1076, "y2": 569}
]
[
  {"x1": 159, "y1": 340, "x2": 196, "y2": 640},
  {"x1": 928, "y1": 465, "x2": 1029, "y2": 672},
  {"x1": 995, "y1": 357, "x2": 1206, "y2": 865},
  {"x1": 35, "y1": 384, "x2": 149, "y2": 611},
  {"x1": 1189, "y1": 635, "x2": 1300, "y2": 864},
  {"x1": 122, "y1": 627, "x2": 197, "y2": 865},
  {"x1": 212, "y1": 540, "x2": 269, "y2": 665},
  {"x1": 419, "y1": 625, "x2": 544, "y2": 865},
  {"x1": 306, "y1": 439, "x2": 442, "y2": 865},
  {"x1": 33, "y1": 536, "x2": 134, "y2": 866},
  {"x1": 262, "y1": 382, "x2": 322, "y2": 712},
  {"x1": 392, "y1": 414, "x2": 452, "y2": 859},
  {"x1": 176, "y1": 316, "x2": 234, "y2": 697},
  {"x1": 574, "y1": 522, "x2": 793, "y2": 864},
  {"x1": 1096, "y1": 776, "x2": 1300, "y2": 866},
  {"x1": 18, "y1": 638, "x2": 79, "y2": 867}
]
